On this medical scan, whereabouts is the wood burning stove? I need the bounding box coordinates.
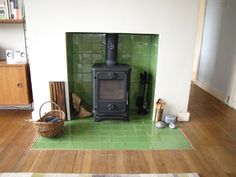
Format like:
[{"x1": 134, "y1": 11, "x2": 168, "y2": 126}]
[{"x1": 92, "y1": 34, "x2": 131, "y2": 121}]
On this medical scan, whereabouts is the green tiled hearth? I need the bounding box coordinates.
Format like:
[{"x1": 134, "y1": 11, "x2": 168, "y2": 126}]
[{"x1": 32, "y1": 114, "x2": 192, "y2": 150}]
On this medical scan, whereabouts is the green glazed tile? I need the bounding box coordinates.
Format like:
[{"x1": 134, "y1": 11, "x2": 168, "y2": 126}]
[
  {"x1": 124, "y1": 130, "x2": 135, "y2": 136},
  {"x1": 82, "y1": 73, "x2": 91, "y2": 82},
  {"x1": 73, "y1": 54, "x2": 79, "y2": 62},
  {"x1": 75, "y1": 137, "x2": 87, "y2": 142},
  {"x1": 136, "y1": 136, "x2": 150, "y2": 142},
  {"x1": 82, "y1": 54, "x2": 92, "y2": 63},
  {"x1": 93, "y1": 34, "x2": 104, "y2": 43},
  {"x1": 125, "y1": 142, "x2": 140, "y2": 150},
  {"x1": 120, "y1": 54, "x2": 132, "y2": 63},
  {"x1": 72, "y1": 35, "x2": 78, "y2": 44},
  {"x1": 100, "y1": 143, "x2": 112, "y2": 149},
  {"x1": 73, "y1": 45, "x2": 79, "y2": 53},
  {"x1": 174, "y1": 134, "x2": 189, "y2": 142},
  {"x1": 164, "y1": 140, "x2": 178, "y2": 149},
  {"x1": 78, "y1": 54, "x2": 83, "y2": 63},
  {"x1": 112, "y1": 143, "x2": 125, "y2": 150},
  {"x1": 72, "y1": 142, "x2": 85, "y2": 149},
  {"x1": 111, "y1": 126, "x2": 124, "y2": 131},
  {"x1": 99, "y1": 136, "x2": 111, "y2": 143},
  {"x1": 150, "y1": 135, "x2": 162, "y2": 141},
  {"x1": 82, "y1": 43, "x2": 93, "y2": 53},
  {"x1": 93, "y1": 43, "x2": 104, "y2": 53},
  {"x1": 123, "y1": 136, "x2": 136, "y2": 142},
  {"x1": 97, "y1": 125, "x2": 112, "y2": 130},
  {"x1": 151, "y1": 141, "x2": 166, "y2": 150},
  {"x1": 82, "y1": 34, "x2": 93, "y2": 43},
  {"x1": 85, "y1": 142, "x2": 99, "y2": 149},
  {"x1": 77, "y1": 44, "x2": 83, "y2": 53},
  {"x1": 76, "y1": 74, "x2": 82, "y2": 82},
  {"x1": 133, "y1": 35, "x2": 149, "y2": 44},
  {"x1": 139, "y1": 142, "x2": 152, "y2": 149},
  {"x1": 155, "y1": 129, "x2": 170, "y2": 135},
  {"x1": 73, "y1": 34, "x2": 83, "y2": 44},
  {"x1": 82, "y1": 64, "x2": 91, "y2": 73},
  {"x1": 78, "y1": 64, "x2": 83, "y2": 72},
  {"x1": 112, "y1": 131, "x2": 124, "y2": 136},
  {"x1": 86, "y1": 130, "x2": 99, "y2": 135},
  {"x1": 161, "y1": 135, "x2": 176, "y2": 142},
  {"x1": 135, "y1": 131, "x2": 146, "y2": 136},
  {"x1": 121, "y1": 43, "x2": 132, "y2": 54},
  {"x1": 134, "y1": 125, "x2": 147, "y2": 130},
  {"x1": 176, "y1": 141, "x2": 191, "y2": 149},
  {"x1": 111, "y1": 136, "x2": 125, "y2": 143},
  {"x1": 151, "y1": 35, "x2": 159, "y2": 44},
  {"x1": 85, "y1": 136, "x2": 99, "y2": 142},
  {"x1": 52, "y1": 142, "x2": 73, "y2": 149},
  {"x1": 123, "y1": 126, "x2": 135, "y2": 131},
  {"x1": 97, "y1": 131, "x2": 109, "y2": 136},
  {"x1": 59, "y1": 136, "x2": 74, "y2": 143},
  {"x1": 93, "y1": 54, "x2": 104, "y2": 63},
  {"x1": 119, "y1": 34, "x2": 132, "y2": 43}
]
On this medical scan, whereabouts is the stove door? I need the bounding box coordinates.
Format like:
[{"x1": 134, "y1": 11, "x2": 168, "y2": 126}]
[
  {"x1": 96, "y1": 71, "x2": 127, "y2": 102},
  {"x1": 94, "y1": 71, "x2": 128, "y2": 114}
]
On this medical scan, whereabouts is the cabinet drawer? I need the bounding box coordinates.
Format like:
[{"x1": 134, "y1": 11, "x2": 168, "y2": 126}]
[{"x1": 0, "y1": 62, "x2": 32, "y2": 105}]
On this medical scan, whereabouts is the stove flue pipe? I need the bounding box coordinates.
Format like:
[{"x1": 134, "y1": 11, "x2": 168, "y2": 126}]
[{"x1": 106, "y1": 33, "x2": 118, "y2": 66}]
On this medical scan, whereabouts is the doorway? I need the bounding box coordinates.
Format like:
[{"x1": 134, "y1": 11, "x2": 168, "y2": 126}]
[{"x1": 192, "y1": 0, "x2": 236, "y2": 110}]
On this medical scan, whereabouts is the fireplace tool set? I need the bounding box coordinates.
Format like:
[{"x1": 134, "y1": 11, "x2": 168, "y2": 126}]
[{"x1": 136, "y1": 71, "x2": 152, "y2": 115}]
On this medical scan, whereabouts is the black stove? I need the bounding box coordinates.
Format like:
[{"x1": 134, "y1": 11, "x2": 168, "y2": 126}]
[{"x1": 92, "y1": 34, "x2": 131, "y2": 121}]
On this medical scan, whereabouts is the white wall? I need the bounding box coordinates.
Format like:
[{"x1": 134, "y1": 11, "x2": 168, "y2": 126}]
[
  {"x1": 197, "y1": 0, "x2": 236, "y2": 102},
  {"x1": 24, "y1": 0, "x2": 199, "y2": 120},
  {"x1": 0, "y1": 24, "x2": 25, "y2": 59}
]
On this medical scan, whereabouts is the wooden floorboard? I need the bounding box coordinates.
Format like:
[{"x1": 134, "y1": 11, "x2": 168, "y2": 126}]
[{"x1": 0, "y1": 84, "x2": 236, "y2": 176}]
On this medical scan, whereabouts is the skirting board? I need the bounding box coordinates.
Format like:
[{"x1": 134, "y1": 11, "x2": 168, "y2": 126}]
[
  {"x1": 0, "y1": 104, "x2": 33, "y2": 110},
  {"x1": 194, "y1": 80, "x2": 228, "y2": 103},
  {"x1": 232, "y1": 102, "x2": 236, "y2": 109}
]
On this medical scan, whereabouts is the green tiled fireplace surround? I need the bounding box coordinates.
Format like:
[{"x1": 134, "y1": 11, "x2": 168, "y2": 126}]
[
  {"x1": 32, "y1": 114, "x2": 192, "y2": 150},
  {"x1": 66, "y1": 33, "x2": 159, "y2": 116}
]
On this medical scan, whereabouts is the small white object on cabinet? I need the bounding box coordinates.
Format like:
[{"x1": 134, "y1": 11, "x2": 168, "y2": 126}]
[{"x1": 6, "y1": 49, "x2": 26, "y2": 64}]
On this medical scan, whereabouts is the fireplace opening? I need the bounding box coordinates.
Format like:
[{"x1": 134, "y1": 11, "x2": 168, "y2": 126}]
[
  {"x1": 66, "y1": 33, "x2": 159, "y2": 120},
  {"x1": 92, "y1": 33, "x2": 131, "y2": 121}
]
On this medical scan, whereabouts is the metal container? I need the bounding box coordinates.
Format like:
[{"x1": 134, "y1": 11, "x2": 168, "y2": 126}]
[{"x1": 164, "y1": 114, "x2": 177, "y2": 124}]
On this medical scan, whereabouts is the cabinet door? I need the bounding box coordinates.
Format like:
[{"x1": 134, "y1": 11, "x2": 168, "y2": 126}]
[{"x1": 0, "y1": 65, "x2": 31, "y2": 105}]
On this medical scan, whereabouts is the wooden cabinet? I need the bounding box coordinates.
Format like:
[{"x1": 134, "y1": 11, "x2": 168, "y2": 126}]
[{"x1": 0, "y1": 61, "x2": 32, "y2": 105}]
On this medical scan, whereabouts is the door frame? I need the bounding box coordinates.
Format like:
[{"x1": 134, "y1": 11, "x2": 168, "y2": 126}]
[
  {"x1": 192, "y1": 0, "x2": 207, "y2": 82},
  {"x1": 229, "y1": 59, "x2": 236, "y2": 109}
]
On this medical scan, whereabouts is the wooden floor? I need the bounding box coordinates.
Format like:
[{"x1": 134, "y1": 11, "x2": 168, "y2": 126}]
[{"x1": 0, "y1": 84, "x2": 236, "y2": 177}]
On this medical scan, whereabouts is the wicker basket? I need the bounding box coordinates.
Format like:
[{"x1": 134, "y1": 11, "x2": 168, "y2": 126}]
[{"x1": 34, "y1": 101, "x2": 65, "y2": 138}]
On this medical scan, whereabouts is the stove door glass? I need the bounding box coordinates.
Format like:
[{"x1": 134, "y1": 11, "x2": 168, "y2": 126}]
[{"x1": 99, "y1": 80, "x2": 125, "y2": 100}]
